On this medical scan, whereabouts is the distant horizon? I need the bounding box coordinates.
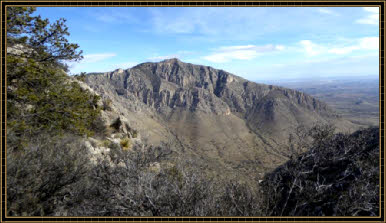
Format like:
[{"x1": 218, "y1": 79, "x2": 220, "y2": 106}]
[
  {"x1": 82, "y1": 58, "x2": 379, "y2": 86},
  {"x1": 35, "y1": 7, "x2": 379, "y2": 81}
]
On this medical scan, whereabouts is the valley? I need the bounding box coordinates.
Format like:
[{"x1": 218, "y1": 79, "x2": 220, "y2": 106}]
[
  {"x1": 84, "y1": 59, "x2": 361, "y2": 184},
  {"x1": 5, "y1": 6, "x2": 381, "y2": 217},
  {"x1": 264, "y1": 76, "x2": 379, "y2": 127}
]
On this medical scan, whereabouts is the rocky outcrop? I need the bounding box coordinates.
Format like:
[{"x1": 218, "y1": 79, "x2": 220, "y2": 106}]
[{"x1": 83, "y1": 59, "x2": 358, "y2": 181}]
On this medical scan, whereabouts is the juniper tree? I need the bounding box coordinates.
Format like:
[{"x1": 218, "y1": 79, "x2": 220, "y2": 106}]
[{"x1": 6, "y1": 7, "x2": 100, "y2": 150}]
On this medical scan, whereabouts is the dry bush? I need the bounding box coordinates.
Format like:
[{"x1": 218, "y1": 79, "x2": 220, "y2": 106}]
[
  {"x1": 102, "y1": 98, "x2": 113, "y2": 111},
  {"x1": 66, "y1": 144, "x2": 262, "y2": 216},
  {"x1": 260, "y1": 126, "x2": 379, "y2": 216},
  {"x1": 120, "y1": 137, "x2": 132, "y2": 150},
  {"x1": 7, "y1": 134, "x2": 90, "y2": 216}
]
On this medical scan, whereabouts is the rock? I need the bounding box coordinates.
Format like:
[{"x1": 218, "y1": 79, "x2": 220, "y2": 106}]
[{"x1": 82, "y1": 58, "x2": 359, "y2": 181}]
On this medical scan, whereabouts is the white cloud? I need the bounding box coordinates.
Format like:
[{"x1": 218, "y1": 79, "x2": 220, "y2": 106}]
[
  {"x1": 203, "y1": 44, "x2": 284, "y2": 63},
  {"x1": 148, "y1": 55, "x2": 179, "y2": 62},
  {"x1": 82, "y1": 53, "x2": 117, "y2": 63},
  {"x1": 203, "y1": 50, "x2": 258, "y2": 63},
  {"x1": 364, "y1": 7, "x2": 379, "y2": 14},
  {"x1": 113, "y1": 62, "x2": 138, "y2": 69},
  {"x1": 252, "y1": 54, "x2": 379, "y2": 80},
  {"x1": 147, "y1": 51, "x2": 195, "y2": 62},
  {"x1": 94, "y1": 9, "x2": 140, "y2": 24},
  {"x1": 299, "y1": 37, "x2": 378, "y2": 56},
  {"x1": 275, "y1": 45, "x2": 285, "y2": 50},
  {"x1": 356, "y1": 7, "x2": 379, "y2": 25},
  {"x1": 359, "y1": 37, "x2": 379, "y2": 50},
  {"x1": 299, "y1": 40, "x2": 324, "y2": 56},
  {"x1": 318, "y1": 8, "x2": 337, "y2": 15},
  {"x1": 328, "y1": 46, "x2": 359, "y2": 55},
  {"x1": 67, "y1": 53, "x2": 117, "y2": 74},
  {"x1": 327, "y1": 37, "x2": 379, "y2": 55}
]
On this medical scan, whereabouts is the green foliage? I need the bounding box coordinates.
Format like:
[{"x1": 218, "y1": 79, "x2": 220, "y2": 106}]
[
  {"x1": 7, "y1": 58, "x2": 101, "y2": 148},
  {"x1": 7, "y1": 7, "x2": 83, "y2": 69},
  {"x1": 7, "y1": 7, "x2": 100, "y2": 150},
  {"x1": 100, "y1": 139, "x2": 111, "y2": 148},
  {"x1": 74, "y1": 72, "x2": 87, "y2": 82}
]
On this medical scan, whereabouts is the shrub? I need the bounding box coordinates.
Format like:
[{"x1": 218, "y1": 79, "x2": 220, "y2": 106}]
[
  {"x1": 110, "y1": 117, "x2": 122, "y2": 131},
  {"x1": 120, "y1": 137, "x2": 132, "y2": 150},
  {"x1": 90, "y1": 115, "x2": 108, "y2": 139},
  {"x1": 260, "y1": 126, "x2": 379, "y2": 216},
  {"x1": 7, "y1": 134, "x2": 90, "y2": 216},
  {"x1": 99, "y1": 139, "x2": 111, "y2": 148},
  {"x1": 131, "y1": 130, "x2": 138, "y2": 138},
  {"x1": 74, "y1": 72, "x2": 86, "y2": 82},
  {"x1": 102, "y1": 98, "x2": 113, "y2": 111}
]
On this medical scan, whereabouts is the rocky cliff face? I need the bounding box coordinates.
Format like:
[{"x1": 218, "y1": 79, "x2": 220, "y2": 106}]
[
  {"x1": 84, "y1": 58, "x2": 357, "y2": 182},
  {"x1": 88, "y1": 58, "x2": 335, "y2": 116}
]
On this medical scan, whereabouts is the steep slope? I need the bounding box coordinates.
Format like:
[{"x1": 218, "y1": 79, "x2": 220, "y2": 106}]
[
  {"x1": 84, "y1": 58, "x2": 357, "y2": 181},
  {"x1": 260, "y1": 127, "x2": 379, "y2": 216}
]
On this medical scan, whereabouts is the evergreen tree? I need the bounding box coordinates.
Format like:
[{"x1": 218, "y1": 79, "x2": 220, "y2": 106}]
[{"x1": 7, "y1": 7, "x2": 101, "y2": 150}]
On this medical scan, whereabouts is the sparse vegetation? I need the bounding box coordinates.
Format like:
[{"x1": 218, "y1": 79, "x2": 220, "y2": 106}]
[
  {"x1": 74, "y1": 72, "x2": 87, "y2": 82},
  {"x1": 260, "y1": 125, "x2": 379, "y2": 216},
  {"x1": 6, "y1": 6, "x2": 379, "y2": 218},
  {"x1": 7, "y1": 134, "x2": 90, "y2": 216},
  {"x1": 120, "y1": 137, "x2": 132, "y2": 150},
  {"x1": 102, "y1": 98, "x2": 113, "y2": 111},
  {"x1": 131, "y1": 130, "x2": 138, "y2": 138},
  {"x1": 110, "y1": 117, "x2": 122, "y2": 131},
  {"x1": 7, "y1": 119, "x2": 379, "y2": 217}
]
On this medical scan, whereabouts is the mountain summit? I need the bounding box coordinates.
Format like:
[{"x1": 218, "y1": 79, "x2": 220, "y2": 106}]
[{"x1": 84, "y1": 59, "x2": 357, "y2": 181}]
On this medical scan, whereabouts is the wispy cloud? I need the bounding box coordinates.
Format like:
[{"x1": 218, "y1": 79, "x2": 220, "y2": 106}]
[
  {"x1": 147, "y1": 51, "x2": 195, "y2": 62},
  {"x1": 148, "y1": 55, "x2": 180, "y2": 62},
  {"x1": 328, "y1": 37, "x2": 378, "y2": 54},
  {"x1": 299, "y1": 37, "x2": 378, "y2": 56},
  {"x1": 299, "y1": 40, "x2": 324, "y2": 56},
  {"x1": 67, "y1": 53, "x2": 117, "y2": 74},
  {"x1": 358, "y1": 37, "x2": 379, "y2": 50},
  {"x1": 113, "y1": 61, "x2": 138, "y2": 69},
  {"x1": 96, "y1": 61, "x2": 138, "y2": 72},
  {"x1": 363, "y1": 7, "x2": 379, "y2": 14},
  {"x1": 356, "y1": 7, "x2": 379, "y2": 25},
  {"x1": 317, "y1": 8, "x2": 338, "y2": 15},
  {"x1": 94, "y1": 9, "x2": 140, "y2": 24},
  {"x1": 203, "y1": 44, "x2": 284, "y2": 63},
  {"x1": 252, "y1": 54, "x2": 379, "y2": 80},
  {"x1": 82, "y1": 53, "x2": 117, "y2": 63},
  {"x1": 148, "y1": 7, "x2": 287, "y2": 41}
]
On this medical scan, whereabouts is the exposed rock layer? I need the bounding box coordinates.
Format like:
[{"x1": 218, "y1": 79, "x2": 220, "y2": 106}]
[{"x1": 84, "y1": 58, "x2": 357, "y2": 181}]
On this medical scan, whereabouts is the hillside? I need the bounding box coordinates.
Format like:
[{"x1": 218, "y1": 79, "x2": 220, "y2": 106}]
[
  {"x1": 6, "y1": 7, "x2": 379, "y2": 217},
  {"x1": 84, "y1": 58, "x2": 358, "y2": 181},
  {"x1": 261, "y1": 127, "x2": 379, "y2": 216}
]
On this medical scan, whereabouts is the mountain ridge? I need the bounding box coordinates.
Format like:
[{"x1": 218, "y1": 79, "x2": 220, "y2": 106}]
[
  {"x1": 90, "y1": 58, "x2": 337, "y2": 117},
  {"x1": 84, "y1": 59, "x2": 358, "y2": 181}
]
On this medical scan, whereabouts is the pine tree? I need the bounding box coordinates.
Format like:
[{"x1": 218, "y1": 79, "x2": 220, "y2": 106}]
[{"x1": 7, "y1": 7, "x2": 101, "y2": 150}]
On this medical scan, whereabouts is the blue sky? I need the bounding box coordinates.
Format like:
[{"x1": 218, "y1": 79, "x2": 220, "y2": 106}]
[{"x1": 35, "y1": 7, "x2": 379, "y2": 81}]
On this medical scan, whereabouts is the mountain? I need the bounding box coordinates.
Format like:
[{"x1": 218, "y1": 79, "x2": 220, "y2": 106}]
[{"x1": 84, "y1": 58, "x2": 357, "y2": 182}]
